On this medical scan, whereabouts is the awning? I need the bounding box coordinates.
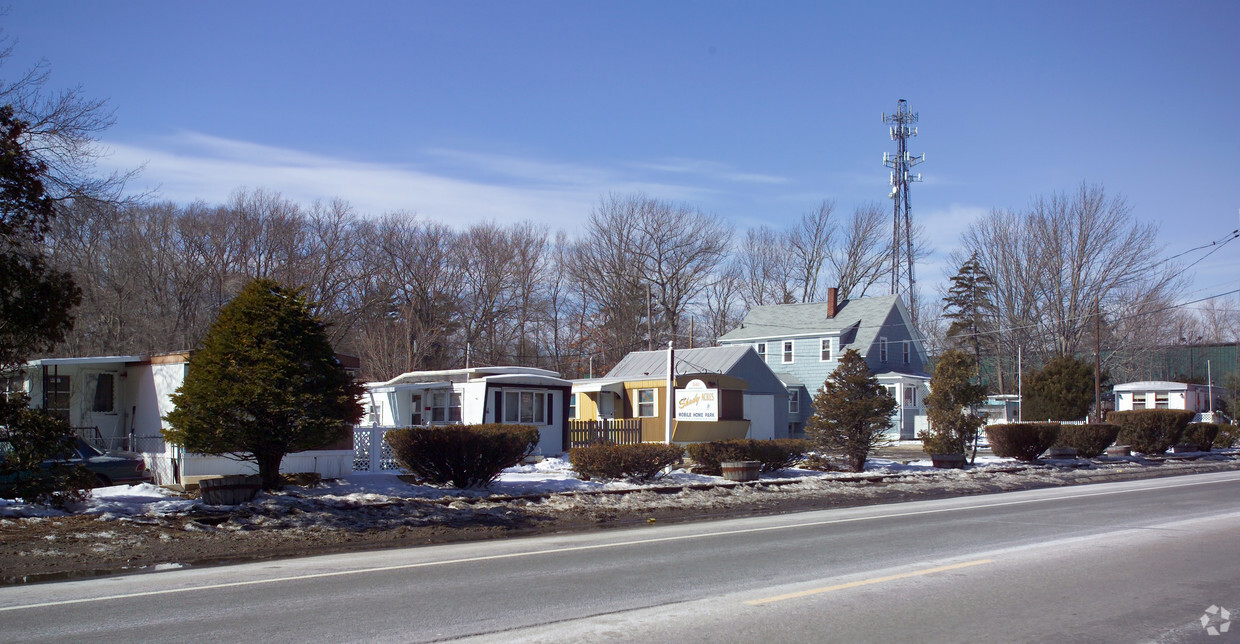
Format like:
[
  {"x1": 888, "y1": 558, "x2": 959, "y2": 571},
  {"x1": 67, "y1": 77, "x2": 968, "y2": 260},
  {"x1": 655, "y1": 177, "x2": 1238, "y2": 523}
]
[{"x1": 572, "y1": 379, "x2": 626, "y2": 395}]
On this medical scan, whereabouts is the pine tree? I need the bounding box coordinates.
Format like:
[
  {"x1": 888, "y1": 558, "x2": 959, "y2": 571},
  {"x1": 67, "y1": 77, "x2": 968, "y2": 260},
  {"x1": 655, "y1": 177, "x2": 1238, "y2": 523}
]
[
  {"x1": 805, "y1": 349, "x2": 898, "y2": 472},
  {"x1": 922, "y1": 349, "x2": 987, "y2": 461},
  {"x1": 1023, "y1": 356, "x2": 1101, "y2": 422},
  {"x1": 0, "y1": 105, "x2": 81, "y2": 368},
  {"x1": 0, "y1": 106, "x2": 87, "y2": 506},
  {"x1": 164, "y1": 279, "x2": 364, "y2": 490},
  {"x1": 942, "y1": 253, "x2": 996, "y2": 390}
]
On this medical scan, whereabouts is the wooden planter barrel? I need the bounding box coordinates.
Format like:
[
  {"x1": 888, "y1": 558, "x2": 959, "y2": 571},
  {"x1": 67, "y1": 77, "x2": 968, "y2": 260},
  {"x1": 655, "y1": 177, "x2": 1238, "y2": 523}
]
[
  {"x1": 199, "y1": 475, "x2": 262, "y2": 505},
  {"x1": 721, "y1": 461, "x2": 761, "y2": 482},
  {"x1": 930, "y1": 453, "x2": 966, "y2": 469}
]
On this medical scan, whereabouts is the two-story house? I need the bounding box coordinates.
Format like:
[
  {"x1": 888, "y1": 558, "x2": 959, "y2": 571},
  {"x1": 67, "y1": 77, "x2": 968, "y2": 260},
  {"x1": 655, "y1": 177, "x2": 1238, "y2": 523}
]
[{"x1": 717, "y1": 288, "x2": 930, "y2": 440}]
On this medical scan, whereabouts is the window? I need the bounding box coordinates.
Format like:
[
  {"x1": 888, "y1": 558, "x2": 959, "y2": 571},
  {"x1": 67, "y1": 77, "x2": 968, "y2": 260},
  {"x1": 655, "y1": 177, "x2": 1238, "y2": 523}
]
[
  {"x1": 782, "y1": 340, "x2": 794, "y2": 363},
  {"x1": 636, "y1": 388, "x2": 657, "y2": 418},
  {"x1": 504, "y1": 391, "x2": 546, "y2": 424},
  {"x1": 1, "y1": 374, "x2": 24, "y2": 401},
  {"x1": 43, "y1": 374, "x2": 71, "y2": 425},
  {"x1": 430, "y1": 391, "x2": 462, "y2": 423},
  {"x1": 820, "y1": 338, "x2": 832, "y2": 362},
  {"x1": 788, "y1": 389, "x2": 800, "y2": 415},
  {"x1": 880, "y1": 337, "x2": 888, "y2": 362},
  {"x1": 756, "y1": 342, "x2": 767, "y2": 360},
  {"x1": 569, "y1": 393, "x2": 577, "y2": 419},
  {"x1": 1154, "y1": 393, "x2": 1169, "y2": 409},
  {"x1": 902, "y1": 342, "x2": 910, "y2": 364},
  {"x1": 904, "y1": 385, "x2": 915, "y2": 407},
  {"x1": 1131, "y1": 393, "x2": 1146, "y2": 409},
  {"x1": 91, "y1": 374, "x2": 115, "y2": 413}
]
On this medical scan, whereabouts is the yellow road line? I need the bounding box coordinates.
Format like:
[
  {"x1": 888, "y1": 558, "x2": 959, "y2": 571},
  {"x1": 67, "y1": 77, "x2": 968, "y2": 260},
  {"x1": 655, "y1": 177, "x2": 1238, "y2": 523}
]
[{"x1": 745, "y1": 559, "x2": 995, "y2": 605}]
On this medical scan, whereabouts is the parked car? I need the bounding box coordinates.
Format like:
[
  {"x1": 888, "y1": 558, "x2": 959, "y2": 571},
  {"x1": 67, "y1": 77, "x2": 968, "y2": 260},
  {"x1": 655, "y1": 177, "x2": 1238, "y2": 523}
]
[{"x1": 0, "y1": 438, "x2": 152, "y2": 494}]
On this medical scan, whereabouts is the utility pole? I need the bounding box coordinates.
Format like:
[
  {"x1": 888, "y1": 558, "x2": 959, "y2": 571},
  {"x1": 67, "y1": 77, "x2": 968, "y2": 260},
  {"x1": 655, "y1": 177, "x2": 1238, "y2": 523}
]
[
  {"x1": 882, "y1": 99, "x2": 925, "y2": 322},
  {"x1": 646, "y1": 283, "x2": 653, "y2": 352},
  {"x1": 1094, "y1": 296, "x2": 1102, "y2": 423},
  {"x1": 665, "y1": 341, "x2": 674, "y2": 445}
]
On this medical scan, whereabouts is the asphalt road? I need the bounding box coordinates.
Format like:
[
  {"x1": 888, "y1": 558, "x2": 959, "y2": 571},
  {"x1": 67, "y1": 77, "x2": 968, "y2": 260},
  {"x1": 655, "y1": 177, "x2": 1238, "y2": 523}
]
[{"x1": 3, "y1": 471, "x2": 1240, "y2": 643}]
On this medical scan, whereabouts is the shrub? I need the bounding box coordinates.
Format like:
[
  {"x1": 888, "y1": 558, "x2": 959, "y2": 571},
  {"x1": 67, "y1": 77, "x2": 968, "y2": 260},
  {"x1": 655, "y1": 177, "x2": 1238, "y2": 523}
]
[
  {"x1": 570, "y1": 443, "x2": 684, "y2": 482},
  {"x1": 985, "y1": 423, "x2": 1060, "y2": 462},
  {"x1": 386, "y1": 424, "x2": 540, "y2": 488},
  {"x1": 1109, "y1": 409, "x2": 1195, "y2": 456},
  {"x1": 686, "y1": 439, "x2": 811, "y2": 475},
  {"x1": 1054, "y1": 424, "x2": 1120, "y2": 458},
  {"x1": 1216, "y1": 425, "x2": 1240, "y2": 449},
  {"x1": 1183, "y1": 423, "x2": 1221, "y2": 451}
]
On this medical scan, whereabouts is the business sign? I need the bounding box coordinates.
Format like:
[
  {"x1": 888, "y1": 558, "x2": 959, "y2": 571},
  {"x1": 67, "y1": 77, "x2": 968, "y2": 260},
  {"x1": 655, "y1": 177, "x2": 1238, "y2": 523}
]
[{"x1": 675, "y1": 379, "x2": 718, "y2": 421}]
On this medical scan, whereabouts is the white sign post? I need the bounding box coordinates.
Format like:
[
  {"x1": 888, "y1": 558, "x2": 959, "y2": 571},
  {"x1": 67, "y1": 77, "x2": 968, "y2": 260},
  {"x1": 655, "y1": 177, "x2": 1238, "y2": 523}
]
[{"x1": 676, "y1": 379, "x2": 719, "y2": 422}]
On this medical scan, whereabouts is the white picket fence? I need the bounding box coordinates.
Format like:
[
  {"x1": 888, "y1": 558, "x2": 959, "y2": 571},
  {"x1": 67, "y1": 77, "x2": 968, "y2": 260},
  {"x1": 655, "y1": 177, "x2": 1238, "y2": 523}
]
[{"x1": 352, "y1": 426, "x2": 402, "y2": 472}]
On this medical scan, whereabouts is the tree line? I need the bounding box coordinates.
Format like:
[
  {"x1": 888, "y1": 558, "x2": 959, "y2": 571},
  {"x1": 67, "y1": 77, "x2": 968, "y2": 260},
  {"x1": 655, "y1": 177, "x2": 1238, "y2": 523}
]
[{"x1": 44, "y1": 190, "x2": 909, "y2": 381}]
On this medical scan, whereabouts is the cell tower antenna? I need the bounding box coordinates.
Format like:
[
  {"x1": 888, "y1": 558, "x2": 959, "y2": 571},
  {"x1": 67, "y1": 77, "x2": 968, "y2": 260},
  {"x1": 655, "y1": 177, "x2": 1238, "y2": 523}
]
[{"x1": 882, "y1": 98, "x2": 924, "y2": 323}]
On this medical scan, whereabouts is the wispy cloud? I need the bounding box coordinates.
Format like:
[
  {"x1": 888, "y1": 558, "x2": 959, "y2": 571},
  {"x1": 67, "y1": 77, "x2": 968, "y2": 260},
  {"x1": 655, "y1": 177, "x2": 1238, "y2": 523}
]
[
  {"x1": 96, "y1": 133, "x2": 715, "y2": 231},
  {"x1": 629, "y1": 157, "x2": 790, "y2": 185}
]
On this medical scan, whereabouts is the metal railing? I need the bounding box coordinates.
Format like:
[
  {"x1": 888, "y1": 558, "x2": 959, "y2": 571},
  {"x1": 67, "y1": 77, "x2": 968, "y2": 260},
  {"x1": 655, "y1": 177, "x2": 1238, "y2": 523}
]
[{"x1": 75, "y1": 427, "x2": 165, "y2": 453}]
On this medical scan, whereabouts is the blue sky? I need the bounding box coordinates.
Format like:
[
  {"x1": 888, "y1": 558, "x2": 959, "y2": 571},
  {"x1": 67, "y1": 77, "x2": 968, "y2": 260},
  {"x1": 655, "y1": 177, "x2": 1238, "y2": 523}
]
[{"x1": 5, "y1": 1, "x2": 1238, "y2": 301}]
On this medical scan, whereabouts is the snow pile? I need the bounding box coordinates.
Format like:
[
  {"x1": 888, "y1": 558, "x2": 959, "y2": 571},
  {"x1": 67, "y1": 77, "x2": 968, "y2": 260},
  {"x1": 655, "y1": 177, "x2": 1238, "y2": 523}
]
[{"x1": 1, "y1": 452, "x2": 1233, "y2": 524}]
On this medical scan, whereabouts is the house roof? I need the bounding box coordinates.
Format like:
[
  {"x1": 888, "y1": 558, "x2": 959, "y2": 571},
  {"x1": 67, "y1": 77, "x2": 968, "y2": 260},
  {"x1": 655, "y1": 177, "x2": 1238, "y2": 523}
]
[
  {"x1": 26, "y1": 355, "x2": 145, "y2": 367},
  {"x1": 717, "y1": 294, "x2": 901, "y2": 347},
  {"x1": 606, "y1": 345, "x2": 755, "y2": 380},
  {"x1": 1113, "y1": 381, "x2": 1222, "y2": 392},
  {"x1": 774, "y1": 372, "x2": 804, "y2": 387},
  {"x1": 602, "y1": 345, "x2": 788, "y2": 396},
  {"x1": 374, "y1": 366, "x2": 562, "y2": 387}
]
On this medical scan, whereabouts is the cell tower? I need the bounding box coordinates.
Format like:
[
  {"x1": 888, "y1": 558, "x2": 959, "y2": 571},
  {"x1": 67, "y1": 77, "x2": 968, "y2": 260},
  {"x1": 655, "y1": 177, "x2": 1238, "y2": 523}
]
[{"x1": 882, "y1": 99, "x2": 924, "y2": 318}]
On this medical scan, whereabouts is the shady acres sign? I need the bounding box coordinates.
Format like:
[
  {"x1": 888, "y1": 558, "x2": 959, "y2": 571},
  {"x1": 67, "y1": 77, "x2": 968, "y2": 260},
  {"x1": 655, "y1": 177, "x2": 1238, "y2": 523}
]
[{"x1": 675, "y1": 379, "x2": 718, "y2": 422}]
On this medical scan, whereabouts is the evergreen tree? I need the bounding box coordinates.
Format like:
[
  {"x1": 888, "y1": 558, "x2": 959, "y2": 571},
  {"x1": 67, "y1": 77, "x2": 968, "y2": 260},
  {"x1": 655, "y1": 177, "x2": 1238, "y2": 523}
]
[
  {"x1": 1023, "y1": 356, "x2": 1101, "y2": 422},
  {"x1": 0, "y1": 105, "x2": 81, "y2": 368},
  {"x1": 942, "y1": 253, "x2": 996, "y2": 389},
  {"x1": 805, "y1": 349, "x2": 898, "y2": 472},
  {"x1": 0, "y1": 105, "x2": 86, "y2": 505},
  {"x1": 164, "y1": 279, "x2": 364, "y2": 490},
  {"x1": 921, "y1": 349, "x2": 988, "y2": 461}
]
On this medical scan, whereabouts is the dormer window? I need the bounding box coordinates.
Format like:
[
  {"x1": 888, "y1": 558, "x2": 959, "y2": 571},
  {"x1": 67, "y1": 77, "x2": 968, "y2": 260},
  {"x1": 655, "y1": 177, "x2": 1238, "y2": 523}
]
[
  {"x1": 820, "y1": 338, "x2": 833, "y2": 362},
  {"x1": 782, "y1": 341, "x2": 794, "y2": 363},
  {"x1": 756, "y1": 342, "x2": 767, "y2": 360}
]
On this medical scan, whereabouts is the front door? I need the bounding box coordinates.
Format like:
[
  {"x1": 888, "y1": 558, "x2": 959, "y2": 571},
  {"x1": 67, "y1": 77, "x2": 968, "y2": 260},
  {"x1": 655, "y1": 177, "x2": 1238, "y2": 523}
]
[
  {"x1": 598, "y1": 392, "x2": 615, "y2": 419},
  {"x1": 75, "y1": 371, "x2": 121, "y2": 448},
  {"x1": 411, "y1": 394, "x2": 423, "y2": 426}
]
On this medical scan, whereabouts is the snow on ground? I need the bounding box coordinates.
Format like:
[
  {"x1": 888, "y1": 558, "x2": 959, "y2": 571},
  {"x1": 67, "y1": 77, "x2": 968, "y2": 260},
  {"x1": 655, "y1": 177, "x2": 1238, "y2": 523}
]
[{"x1": 1, "y1": 451, "x2": 1234, "y2": 524}]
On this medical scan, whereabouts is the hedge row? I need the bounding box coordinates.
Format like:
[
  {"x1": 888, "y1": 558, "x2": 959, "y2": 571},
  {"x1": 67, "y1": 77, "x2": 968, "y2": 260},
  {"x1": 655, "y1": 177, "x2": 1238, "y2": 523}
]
[
  {"x1": 1054, "y1": 424, "x2": 1120, "y2": 458},
  {"x1": 386, "y1": 424, "x2": 540, "y2": 488},
  {"x1": 985, "y1": 423, "x2": 1060, "y2": 461},
  {"x1": 685, "y1": 439, "x2": 812, "y2": 475},
  {"x1": 570, "y1": 443, "x2": 684, "y2": 482},
  {"x1": 1108, "y1": 409, "x2": 1195, "y2": 456},
  {"x1": 1183, "y1": 423, "x2": 1221, "y2": 451}
]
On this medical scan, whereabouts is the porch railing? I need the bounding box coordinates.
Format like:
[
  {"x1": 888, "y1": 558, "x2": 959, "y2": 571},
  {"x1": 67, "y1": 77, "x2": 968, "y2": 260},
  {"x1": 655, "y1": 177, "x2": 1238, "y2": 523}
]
[
  {"x1": 75, "y1": 427, "x2": 165, "y2": 453},
  {"x1": 567, "y1": 419, "x2": 643, "y2": 448}
]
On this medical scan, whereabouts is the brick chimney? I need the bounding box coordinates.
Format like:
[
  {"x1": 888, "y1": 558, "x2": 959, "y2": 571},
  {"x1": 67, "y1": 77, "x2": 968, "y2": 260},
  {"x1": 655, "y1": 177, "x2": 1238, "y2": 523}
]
[{"x1": 826, "y1": 287, "x2": 838, "y2": 318}]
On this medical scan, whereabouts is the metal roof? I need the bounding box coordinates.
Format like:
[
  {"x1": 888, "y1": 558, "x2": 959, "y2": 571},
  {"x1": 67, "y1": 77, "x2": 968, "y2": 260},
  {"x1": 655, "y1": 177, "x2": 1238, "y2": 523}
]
[{"x1": 605, "y1": 345, "x2": 755, "y2": 379}]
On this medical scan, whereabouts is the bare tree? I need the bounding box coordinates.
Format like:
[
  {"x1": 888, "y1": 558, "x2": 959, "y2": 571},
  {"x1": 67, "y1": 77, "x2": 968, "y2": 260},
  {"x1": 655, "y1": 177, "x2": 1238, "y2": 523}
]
[
  {"x1": 958, "y1": 183, "x2": 1182, "y2": 379},
  {"x1": 737, "y1": 225, "x2": 795, "y2": 308},
  {"x1": 627, "y1": 195, "x2": 733, "y2": 346},
  {"x1": 785, "y1": 201, "x2": 835, "y2": 302},
  {"x1": 700, "y1": 262, "x2": 746, "y2": 344},
  {"x1": 0, "y1": 31, "x2": 137, "y2": 201},
  {"x1": 828, "y1": 203, "x2": 890, "y2": 301}
]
